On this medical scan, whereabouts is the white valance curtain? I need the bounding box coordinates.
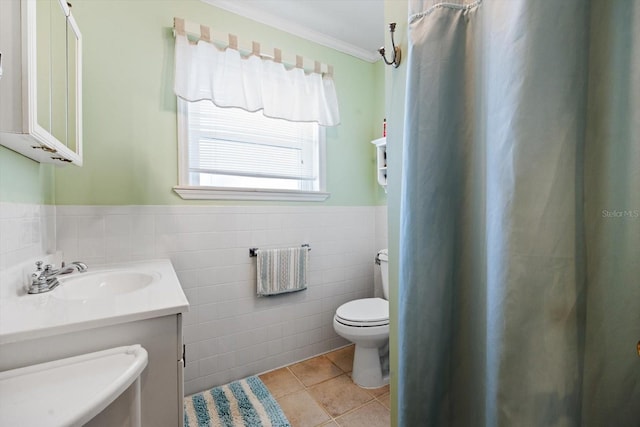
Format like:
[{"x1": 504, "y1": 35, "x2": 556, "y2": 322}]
[{"x1": 173, "y1": 34, "x2": 340, "y2": 127}]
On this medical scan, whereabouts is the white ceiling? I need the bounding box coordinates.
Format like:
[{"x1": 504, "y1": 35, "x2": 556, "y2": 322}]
[{"x1": 201, "y1": 0, "x2": 385, "y2": 62}]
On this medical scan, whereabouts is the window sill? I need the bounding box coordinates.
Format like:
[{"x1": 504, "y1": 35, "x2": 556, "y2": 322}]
[{"x1": 173, "y1": 186, "x2": 330, "y2": 202}]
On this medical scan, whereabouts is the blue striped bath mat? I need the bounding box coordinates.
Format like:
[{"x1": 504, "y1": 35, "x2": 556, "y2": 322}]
[{"x1": 184, "y1": 376, "x2": 291, "y2": 427}]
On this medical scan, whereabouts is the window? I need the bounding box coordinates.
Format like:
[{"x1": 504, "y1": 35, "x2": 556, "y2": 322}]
[{"x1": 175, "y1": 99, "x2": 329, "y2": 201}]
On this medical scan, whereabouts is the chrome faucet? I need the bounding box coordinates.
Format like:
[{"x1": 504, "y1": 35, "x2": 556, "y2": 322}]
[{"x1": 28, "y1": 260, "x2": 88, "y2": 294}]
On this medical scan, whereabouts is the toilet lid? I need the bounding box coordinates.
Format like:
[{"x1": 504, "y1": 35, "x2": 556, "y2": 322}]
[{"x1": 335, "y1": 298, "x2": 389, "y2": 326}]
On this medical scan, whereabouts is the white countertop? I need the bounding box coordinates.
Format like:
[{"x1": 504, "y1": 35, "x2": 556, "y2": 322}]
[{"x1": 0, "y1": 259, "x2": 189, "y2": 345}]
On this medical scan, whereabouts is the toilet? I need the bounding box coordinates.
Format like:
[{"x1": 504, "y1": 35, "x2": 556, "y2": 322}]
[{"x1": 333, "y1": 249, "x2": 389, "y2": 388}]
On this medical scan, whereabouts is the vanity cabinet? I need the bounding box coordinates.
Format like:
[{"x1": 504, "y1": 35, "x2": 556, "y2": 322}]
[
  {"x1": 0, "y1": 315, "x2": 185, "y2": 427},
  {"x1": 372, "y1": 137, "x2": 387, "y2": 191},
  {"x1": 0, "y1": 0, "x2": 83, "y2": 165}
]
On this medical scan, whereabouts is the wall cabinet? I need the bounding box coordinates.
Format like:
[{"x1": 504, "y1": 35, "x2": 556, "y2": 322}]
[
  {"x1": 372, "y1": 137, "x2": 387, "y2": 192},
  {"x1": 0, "y1": 0, "x2": 82, "y2": 165}
]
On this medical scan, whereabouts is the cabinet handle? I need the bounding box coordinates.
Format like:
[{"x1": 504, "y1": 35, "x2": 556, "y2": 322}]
[
  {"x1": 31, "y1": 145, "x2": 57, "y2": 153},
  {"x1": 51, "y1": 156, "x2": 72, "y2": 163}
]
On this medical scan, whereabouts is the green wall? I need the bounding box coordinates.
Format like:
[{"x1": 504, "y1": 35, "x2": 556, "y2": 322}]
[
  {"x1": 51, "y1": 0, "x2": 385, "y2": 206},
  {"x1": 0, "y1": 146, "x2": 54, "y2": 204},
  {"x1": 373, "y1": 61, "x2": 388, "y2": 205}
]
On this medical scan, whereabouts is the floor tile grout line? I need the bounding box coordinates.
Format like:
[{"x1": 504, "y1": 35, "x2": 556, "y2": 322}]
[
  {"x1": 316, "y1": 386, "x2": 390, "y2": 426},
  {"x1": 311, "y1": 390, "x2": 374, "y2": 425},
  {"x1": 284, "y1": 366, "x2": 307, "y2": 389},
  {"x1": 283, "y1": 364, "x2": 336, "y2": 426},
  {"x1": 300, "y1": 370, "x2": 346, "y2": 425},
  {"x1": 304, "y1": 373, "x2": 377, "y2": 425},
  {"x1": 287, "y1": 356, "x2": 346, "y2": 388},
  {"x1": 288, "y1": 353, "x2": 370, "y2": 426},
  {"x1": 330, "y1": 397, "x2": 379, "y2": 424},
  {"x1": 375, "y1": 391, "x2": 391, "y2": 409}
]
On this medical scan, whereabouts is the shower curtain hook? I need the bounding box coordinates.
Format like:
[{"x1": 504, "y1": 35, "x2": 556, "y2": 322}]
[{"x1": 379, "y1": 22, "x2": 402, "y2": 68}]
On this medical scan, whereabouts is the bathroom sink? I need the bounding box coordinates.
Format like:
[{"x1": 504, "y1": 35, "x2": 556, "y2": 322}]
[
  {"x1": 54, "y1": 271, "x2": 156, "y2": 300},
  {"x1": 0, "y1": 259, "x2": 188, "y2": 346}
]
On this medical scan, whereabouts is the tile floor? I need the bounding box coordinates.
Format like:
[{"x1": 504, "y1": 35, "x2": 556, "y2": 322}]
[{"x1": 259, "y1": 345, "x2": 390, "y2": 427}]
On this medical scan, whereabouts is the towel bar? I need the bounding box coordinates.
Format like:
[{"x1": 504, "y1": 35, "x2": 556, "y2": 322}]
[{"x1": 249, "y1": 244, "x2": 310, "y2": 257}]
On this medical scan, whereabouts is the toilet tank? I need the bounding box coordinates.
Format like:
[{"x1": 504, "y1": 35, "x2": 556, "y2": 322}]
[{"x1": 377, "y1": 249, "x2": 389, "y2": 300}]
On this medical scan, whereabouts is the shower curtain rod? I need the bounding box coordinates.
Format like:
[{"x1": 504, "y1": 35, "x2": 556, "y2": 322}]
[{"x1": 173, "y1": 17, "x2": 334, "y2": 76}]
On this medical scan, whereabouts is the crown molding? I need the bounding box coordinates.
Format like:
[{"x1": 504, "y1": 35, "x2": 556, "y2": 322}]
[{"x1": 200, "y1": 0, "x2": 381, "y2": 63}]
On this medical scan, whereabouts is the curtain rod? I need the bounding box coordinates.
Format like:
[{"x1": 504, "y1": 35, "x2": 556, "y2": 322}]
[{"x1": 173, "y1": 17, "x2": 334, "y2": 76}]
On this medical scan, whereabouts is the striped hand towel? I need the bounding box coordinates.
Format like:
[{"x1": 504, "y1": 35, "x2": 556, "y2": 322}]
[{"x1": 256, "y1": 247, "x2": 308, "y2": 296}]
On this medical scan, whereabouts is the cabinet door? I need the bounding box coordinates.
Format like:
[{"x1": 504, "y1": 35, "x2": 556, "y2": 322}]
[
  {"x1": 47, "y1": 0, "x2": 82, "y2": 164},
  {"x1": 49, "y1": 0, "x2": 67, "y2": 145},
  {"x1": 0, "y1": 0, "x2": 82, "y2": 165},
  {"x1": 0, "y1": 0, "x2": 23, "y2": 132},
  {"x1": 65, "y1": 12, "x2": 81, "y2": 158},
  {"x1": 178, "y1": 360, "x2": 185, "y2": 427},
  {"x1": 0, "y1": 315, "x2": 182, "y2": 427},
  {"x1": 35, "y1": 0, "x2": 52, "y2": 134},
  {"x1": 33, "y1": 0, "x2": 71, "y2": 157}
]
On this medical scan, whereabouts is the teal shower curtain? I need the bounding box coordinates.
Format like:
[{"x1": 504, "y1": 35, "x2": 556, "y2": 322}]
[{"x1": 399, "y1": 1, "x2": 640, "y2": 426}]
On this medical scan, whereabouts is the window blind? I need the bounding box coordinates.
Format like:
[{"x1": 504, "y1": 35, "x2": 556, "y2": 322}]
[{"x1": 184, "y1": 99, "x2": 320, "y2": 190}]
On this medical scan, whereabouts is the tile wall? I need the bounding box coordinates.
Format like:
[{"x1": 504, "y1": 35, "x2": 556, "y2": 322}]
[
  {"x1": 55, "y1": 205, "x2": 388, "y2": 395},
  {"x1": 0, "y1": 202, "x2": 55, "y2": 272}
]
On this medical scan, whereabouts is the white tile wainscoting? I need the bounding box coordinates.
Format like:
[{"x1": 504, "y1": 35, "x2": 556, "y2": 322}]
[
  {"x1": 0, "y1": 202, "x2": 55, "y2": 273},
  {"x1": 55, "y1": 205, "x2": 388, "y2": 395}
]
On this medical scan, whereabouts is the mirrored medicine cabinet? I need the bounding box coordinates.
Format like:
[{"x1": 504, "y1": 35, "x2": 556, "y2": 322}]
[{"x1": 0, "y1": 0, "x2": 82, "y2": 165}]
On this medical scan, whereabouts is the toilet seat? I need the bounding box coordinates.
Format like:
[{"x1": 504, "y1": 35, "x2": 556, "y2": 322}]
[{"x1": 335, "y1": 298, "x2": 389, "y2": 327}]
